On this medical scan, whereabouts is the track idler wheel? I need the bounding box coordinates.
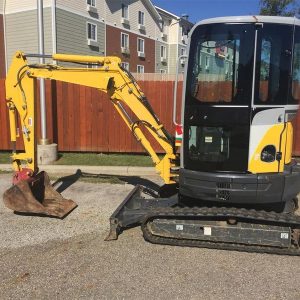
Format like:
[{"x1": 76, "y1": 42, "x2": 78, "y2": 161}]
[{"x1": 3, "y1": 171, "x2": 77, "y2": 218}]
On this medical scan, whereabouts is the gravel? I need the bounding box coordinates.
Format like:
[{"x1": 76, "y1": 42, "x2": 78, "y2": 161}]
[{"x1": 1, "y1": 173, "x2": 300, "y2": 299}]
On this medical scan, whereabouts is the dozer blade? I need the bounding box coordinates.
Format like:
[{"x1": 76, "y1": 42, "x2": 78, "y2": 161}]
[{"x1": 3, "y1": 171, "x2": 77, "y2": 218}]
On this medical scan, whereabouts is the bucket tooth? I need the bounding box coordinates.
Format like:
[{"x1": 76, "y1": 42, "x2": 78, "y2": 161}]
[{"x1": 3, "y1": 171, "x2": 77, "y2": 218}]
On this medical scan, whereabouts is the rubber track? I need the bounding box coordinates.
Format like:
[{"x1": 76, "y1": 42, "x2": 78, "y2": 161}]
[{"x1": 141, "y1": 207, "x2": 300, "y2": 256}]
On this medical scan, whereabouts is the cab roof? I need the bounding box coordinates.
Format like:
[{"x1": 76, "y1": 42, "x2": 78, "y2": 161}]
[{"x1": 195, "y1": 15, "x2": 300, "y2": 26}]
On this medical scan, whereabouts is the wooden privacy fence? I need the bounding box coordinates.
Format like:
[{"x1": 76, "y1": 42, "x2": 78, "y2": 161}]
[
  {"x1": 1, "y1": 77, "x2": 300, "y2": 155},
  {"x1": 0, "y1": 77, "x2": 182, "y2": 153}
]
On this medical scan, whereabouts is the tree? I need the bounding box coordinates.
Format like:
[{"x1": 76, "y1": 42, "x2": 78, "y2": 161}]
[{"x1": 259, "y1": 0, "x2": 299, "y2": 16}]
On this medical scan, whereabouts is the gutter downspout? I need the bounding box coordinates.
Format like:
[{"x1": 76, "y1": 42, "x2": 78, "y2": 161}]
[{"x1": 3, "y1": 0, "x2": 8, "y2": 74}]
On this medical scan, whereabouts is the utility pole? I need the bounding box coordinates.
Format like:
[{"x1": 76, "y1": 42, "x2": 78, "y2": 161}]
[{"x1": 37, "y1": 0, "x2": 48, "y2": 145}]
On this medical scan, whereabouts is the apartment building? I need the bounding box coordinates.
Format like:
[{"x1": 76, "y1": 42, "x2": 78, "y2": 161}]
[
  {"x1": 105, "y1": 0, "x2": 162, "y2": 73},
  {"x1": 1, "y1": 0, "x2": 193, "y2": 74},
  {"x1": 155, "y1": 6, "x2": 192, "y2": 74}
]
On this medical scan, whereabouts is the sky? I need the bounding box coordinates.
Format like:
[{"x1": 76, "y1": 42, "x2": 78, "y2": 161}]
[{"x1": 151, "y1": 0, "x2": 261, "y2": 23}]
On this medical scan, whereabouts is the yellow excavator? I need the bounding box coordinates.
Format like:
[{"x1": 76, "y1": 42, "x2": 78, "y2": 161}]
[{"x1": 3, "y1": 16, "x2": 300, "y2": 255}]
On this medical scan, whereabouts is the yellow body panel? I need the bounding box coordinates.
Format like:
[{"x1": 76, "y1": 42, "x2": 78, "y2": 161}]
[
  {"x1": 248, "y1": 124, "x2": 284, "y2": 173},
  {"x1": 6, "y1": 51, "x2": 178, "y2": 184}
]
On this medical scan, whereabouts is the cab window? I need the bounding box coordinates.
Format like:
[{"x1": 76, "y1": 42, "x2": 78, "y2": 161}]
[{"x1": 255, "y1": 24, "x2": 293, "y2": 105}]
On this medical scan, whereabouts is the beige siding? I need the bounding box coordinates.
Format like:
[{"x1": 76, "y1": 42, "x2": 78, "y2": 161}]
[
  {"x1": 0, "y1": 0, "x2": 3, "y2": 14},
  {"x1": 168, "y1": 44, "x2": 178, "y2": 74},
  {"x1": 168, "y1": 19, "x2": 179, "y2": 44},
  {"x1": 105, "y1": 0, "x2": 160, "y2": 40},
  {"x1": 6, "y1": 8, "x2": 52, "y2": 66},
  {"x1": 5, "y1": 0, "x2": 51, "y2": 14},
  {"x1": 56, "y1": 0, "x2": 105, "y2": 20},
  {"x1": 56, "y1": 8, "x2": 105, "y2": 57}
]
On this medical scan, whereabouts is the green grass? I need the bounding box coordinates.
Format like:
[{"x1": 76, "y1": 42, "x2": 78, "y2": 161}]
[
  {"x1": 0, "y1": 152, "x2": 10, "y2": 164},
  {"x1": 50, "y1": 174, "x2": 124, "y2": 185},
  {"x1": 55, "y1": 152, "x2": 155, "y2": 166},
  {"x1": 0, "y1": 169, "x2": 12, "y2": 174},
  {"x1": 0, "y1": 151, "x2": 156, "y2": 167}
]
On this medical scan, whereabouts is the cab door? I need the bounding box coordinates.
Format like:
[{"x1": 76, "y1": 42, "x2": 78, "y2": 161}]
[{"x1": 248, "y1": 23, "x2": 293, "y2": 174}]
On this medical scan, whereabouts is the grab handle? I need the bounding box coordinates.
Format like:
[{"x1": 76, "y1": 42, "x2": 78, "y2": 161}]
[{"x1": 173, "y1": 55, "x2": 187, "y2": 125}]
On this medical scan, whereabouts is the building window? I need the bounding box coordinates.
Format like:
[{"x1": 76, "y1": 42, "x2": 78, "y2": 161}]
[
  {"x1": 138, "y1": 11, "x2": 145, "y2": 25},
  {"x1": 87, "y1": 0, "x2": 95, "y2": 7},
  {"x1": 121, "y1": 32, "x2": 129, "y2": 48},
  {"x1": 160, "y1": 69, "x2": 166, "y2": 74},
  {"x1": 160, "y1": 45, "x2": 166, "y2": 59},
  {"x1": 87, "y1": 22, "x2": 97, "y2": 41},
  {"x1": 137, "y1": 38, "x2": 144, "y2": 53},
  {"x1": 121, "y1": 62, "x2": 129, "y2": 71},
  {"x1": 180, "y1": 48, "x2": 186, "y2": 56},
  {"x1": 122, "y1": 3, "x2": 128, "y2": 19},
  {"x1": 137, "y1": 65, "x2": 144, "y2": 73}
]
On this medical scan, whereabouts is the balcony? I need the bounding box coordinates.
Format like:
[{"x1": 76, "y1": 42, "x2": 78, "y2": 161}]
[
  {"x1": 160, "y1": 57, "x2": 167, "y2": 63},
  {"x1": 86, "y1": 5, "x2": 97, "y2": 13},
  {"x1": 138, "y1": 24, "x2": 145, "y2": 31},
  {"x1": 121, "y1": 47, "x2": 130, "y2": 54},
  {"x1": 138, "y1": 51, "x2": 145, "y2": 58},
  {"x1": 181, "y1": 35, "x2": 188, "y2": 44},
  {"x1": 121, "y1": 18, "x2": 130, "y2": 26},
  {"x1": 87, "y1": 39, "x2": 98, "y2": 47},
  {"x1": 161, "y1": 32, "x2": 167, "y2": 40}
]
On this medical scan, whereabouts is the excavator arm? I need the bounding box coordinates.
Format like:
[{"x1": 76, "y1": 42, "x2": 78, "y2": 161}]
[
  {"x1": 3, "y1": 51, "x2": 178, "y2": 218},
  {"x1": 6, "y1": 51, "x2": 178, "y2": 184}
]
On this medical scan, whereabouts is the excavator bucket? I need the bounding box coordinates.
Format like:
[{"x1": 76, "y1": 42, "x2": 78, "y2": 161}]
[{"x1": 3, "y1": 171, "x2": 77, "y2": 218}]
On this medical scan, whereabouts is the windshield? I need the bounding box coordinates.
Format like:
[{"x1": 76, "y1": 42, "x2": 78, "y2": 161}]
[{"x1": 186, "y1": 23, "x2": 255, "y2": 105}]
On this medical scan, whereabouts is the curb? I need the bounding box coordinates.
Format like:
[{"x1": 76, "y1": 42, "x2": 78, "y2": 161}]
[{"x1": 0, "y1": 164, "x2": 157, "y2": 176}]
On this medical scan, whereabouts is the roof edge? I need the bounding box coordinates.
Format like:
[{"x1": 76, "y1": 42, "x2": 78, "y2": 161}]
[{"x1": 144, "y1": 0, "x2": 162, "y2": 21}]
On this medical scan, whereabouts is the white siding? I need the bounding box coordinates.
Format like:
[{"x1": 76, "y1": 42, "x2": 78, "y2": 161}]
[{"x1": 4, "y1": 0, "x2": 51, "y2": 14}]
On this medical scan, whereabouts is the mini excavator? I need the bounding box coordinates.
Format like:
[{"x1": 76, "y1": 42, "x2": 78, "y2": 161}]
[{"x1": 3, "y1": 16, "x2": 300, "y2": 255}]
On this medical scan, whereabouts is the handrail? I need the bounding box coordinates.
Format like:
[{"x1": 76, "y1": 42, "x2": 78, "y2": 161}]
[{"x1": 173, "y1": 54, "x2": 187, "y2": 126}]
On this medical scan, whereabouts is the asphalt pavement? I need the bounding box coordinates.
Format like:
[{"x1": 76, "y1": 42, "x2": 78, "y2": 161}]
[{"x1": 0, "y1": 173, "x2": 300, "y2": 300}]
